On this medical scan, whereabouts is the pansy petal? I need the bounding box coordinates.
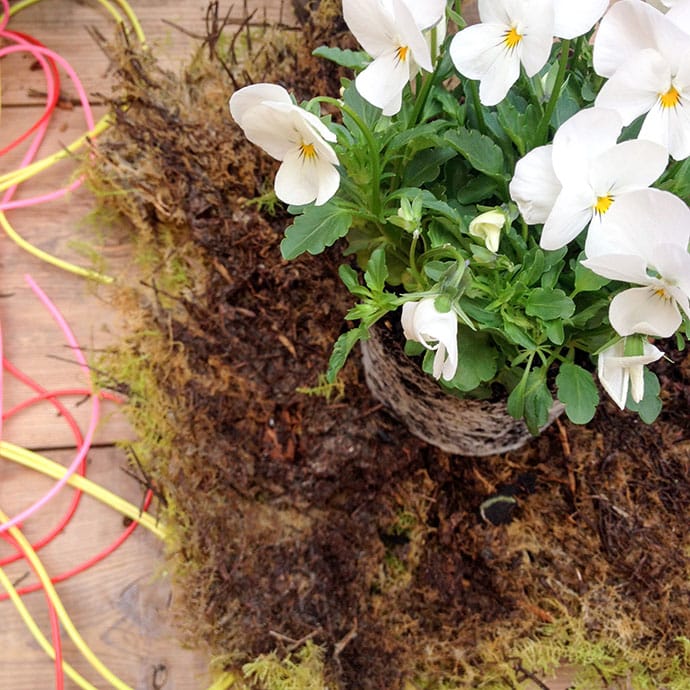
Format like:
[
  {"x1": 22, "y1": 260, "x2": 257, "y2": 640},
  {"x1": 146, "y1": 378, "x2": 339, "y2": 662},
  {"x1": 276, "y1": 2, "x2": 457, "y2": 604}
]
[
  {"x1": 553, "y1": 0, "x2": 608, "y2": 39},
  {"x1": 450, "y1": 23, "x2": 513, "y2": 80},
  {"x1": 509, "y1": 145, "x2": 561, "y2": 224},
  {"x1": 239, "y1": 104, "x2": 298, "y2": 160},
  {"x1": 539, "y1": 187, "x2": 594, "y2": 250},
  {"x1": 650, "y1": 243, "x2": 690, "y2": 296},
  {"x1": 518, "y1": 0, "x2": 556, "y2": 76},
  {"x1": 343, "y1": 0, "x2": 397, "y2": 57},
  {"x1": 667, "y1": 0, "x2": 690, "y2": 33},
  {"x1": 640, "y1": 92, "x2": 690, "y2": 160},
  {"x1": 584, "y1": 188, "x2": 690, "y2": 258},
  {"x1": 274, "y1": 149, "x2": 320, "y2": 205},
  {"x1": 589, "y1": 139, "x2": 668, "y2": 195},
  {"x1": 229, "y1": 83, "x2": 292, "y2": 128},
  {"x1": 597, "y1": 341, "x2": 629, "y2": 409},
  {"x1": 551, "y1": 108, "x2": 622, "y2": 186},
  {"x1": 299, "y1": 109, "x2": 337, "y2": 144},
  {"x1": 593, "y1": 0, "x2": 687, "y2": 77},
  {"x1": 401, "y1": 300, "x2": 419, "y2": 339},
  {"x1": 609, "y1": 286, "x2": 682, "y2": 337},
  {"x1": 392, "y1": 0, "x2": 434, "y2": 72},
  {"x1": 594, "y1": 49, "x2": 672, "y2": 125},
  {"x1": 355, "y1": 49, "x2": 411, "y2": 113},
  {"x1": 478, "y1": 0, "x2": 512, "y2": 25},
  {"x1": 315, "y1": 159, "x2": 341, "y2": 206},
  {"x1": 580, "y1": 253, "x2": 651, "y2": 284},
  {"x1": 401, "y1": 0, "x2": 446, "y2": 31}
]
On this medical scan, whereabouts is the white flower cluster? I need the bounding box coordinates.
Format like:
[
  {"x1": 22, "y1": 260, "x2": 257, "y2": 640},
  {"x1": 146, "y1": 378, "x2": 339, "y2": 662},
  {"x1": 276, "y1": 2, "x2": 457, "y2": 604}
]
[{"x1": 229, "y1": 0, "x2": 690, "y2": 412}]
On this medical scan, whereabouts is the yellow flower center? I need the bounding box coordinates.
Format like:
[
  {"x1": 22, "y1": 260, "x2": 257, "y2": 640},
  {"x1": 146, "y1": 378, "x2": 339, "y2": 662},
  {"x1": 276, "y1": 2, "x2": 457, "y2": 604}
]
[
  {"x1": 594, "y1": 195, "x2": 614, "y2": 215},
  {"x1": 396, "y1": 45, "x2": 409, "y2": 63},
  {"x1": 653, "y1": 286, "x2": 671, "y2": 301},
  {"x1": 503, "y1": 26, "x2": 523, "y2": 50},
  {"x1": 659, "y1": 85, "x2": 680, "y2": 109},
  {"x1": 299, "y1": 142, "x2": 317, "y2": 160}
]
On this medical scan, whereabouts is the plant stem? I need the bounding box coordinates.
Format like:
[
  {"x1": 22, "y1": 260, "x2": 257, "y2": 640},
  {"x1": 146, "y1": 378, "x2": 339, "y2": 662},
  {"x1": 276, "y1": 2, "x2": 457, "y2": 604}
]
[
  {"x1": 535, "y1": 39, "x2": 571, "y2": 146},
  {"x1": 466, "y1": 78, "x2": 487, "y2": 136},
  {"x1": 408, "y1": 231, "x2": 425, "y2": 289},
  {"x1": 315, "y1": 96, "x2": 383, "y2": 218}
]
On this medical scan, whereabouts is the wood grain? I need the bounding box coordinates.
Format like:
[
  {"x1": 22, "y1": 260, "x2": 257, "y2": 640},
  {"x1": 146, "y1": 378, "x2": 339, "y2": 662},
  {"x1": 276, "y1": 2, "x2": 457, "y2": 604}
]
[{"x1": 0, "y1": 446, "x2": 210, "y2": 690}]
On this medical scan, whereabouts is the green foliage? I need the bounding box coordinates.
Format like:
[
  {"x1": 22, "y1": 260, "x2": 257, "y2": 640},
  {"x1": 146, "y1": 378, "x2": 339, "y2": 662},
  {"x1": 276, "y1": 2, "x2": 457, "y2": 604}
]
[
  {"x1": 556, "y1": 362, "x2": 599, "y2": 424},
  {"x1": 625, "y1": 368, "x2": 662, "y2": 424},
  {"x1": 296, "y1": 374, "x2": 345, "y2": 402},
  {"x1": 312, "y1": 45, "x2": 369, "y2": 70},
  {"x1": 281, "y1": 203, "x2": 352, "y2": 259}
]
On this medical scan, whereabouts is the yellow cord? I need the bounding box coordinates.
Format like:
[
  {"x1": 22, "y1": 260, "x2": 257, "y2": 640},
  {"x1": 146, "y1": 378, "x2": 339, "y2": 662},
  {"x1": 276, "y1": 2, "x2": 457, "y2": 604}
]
[
  {"x1": 0, "y1": 0, "x2": 146, "y2": 280},
  {"x1": 0, "y1": 441, "x2": 166, "y2": 539},
  {"x1": 0, "y1": 566, "x2": 100, "y2": 690},
  {"x1": 0, "y1": 507, "x2": 135, "y2": 690},
  {"x1": 0, "y1": 211, "x2": 114, "y2": 283}
]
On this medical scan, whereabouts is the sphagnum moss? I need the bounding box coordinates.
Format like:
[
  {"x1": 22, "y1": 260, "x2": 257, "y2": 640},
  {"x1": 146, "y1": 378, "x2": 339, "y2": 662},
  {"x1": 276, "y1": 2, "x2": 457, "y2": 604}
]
[{"x1": 85, "y1": 3, "x2": 690, "y2": 689}]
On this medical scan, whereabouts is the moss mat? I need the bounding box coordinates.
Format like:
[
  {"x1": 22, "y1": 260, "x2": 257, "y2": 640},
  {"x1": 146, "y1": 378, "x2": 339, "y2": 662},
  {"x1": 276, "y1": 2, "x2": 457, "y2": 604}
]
[{"x1": 85, "y1": 4, "x2": 690, "y2": 688}]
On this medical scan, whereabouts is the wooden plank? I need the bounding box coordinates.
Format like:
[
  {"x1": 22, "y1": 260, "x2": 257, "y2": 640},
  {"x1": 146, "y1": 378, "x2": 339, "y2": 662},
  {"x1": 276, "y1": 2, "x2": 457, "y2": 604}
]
[
  {"x1": 2, "y1": 0, "x2": 296, "y2": 107},
  {"x1": 1, "y1": 104, "x2": 136, "y2": 449},
  {"x1": 0, "y1": 445, "x2": 209, "y2": 690}
]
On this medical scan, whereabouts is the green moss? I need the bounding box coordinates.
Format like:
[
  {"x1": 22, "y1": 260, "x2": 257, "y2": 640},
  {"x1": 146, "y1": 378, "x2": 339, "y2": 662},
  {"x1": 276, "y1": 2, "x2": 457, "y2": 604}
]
[{"x1": 241, "y1": 642, "x2": 328, "y2": 690}]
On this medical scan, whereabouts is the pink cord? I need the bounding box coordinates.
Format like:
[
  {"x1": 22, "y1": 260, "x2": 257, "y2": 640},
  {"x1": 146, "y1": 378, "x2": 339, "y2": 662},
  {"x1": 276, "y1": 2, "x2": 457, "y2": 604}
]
[
  {"x1": 0, "y1": 275, "x2": 101, "y2": 535},
  {"x1": 0, "y1": 26, "x2": 95, "y2": 211}
]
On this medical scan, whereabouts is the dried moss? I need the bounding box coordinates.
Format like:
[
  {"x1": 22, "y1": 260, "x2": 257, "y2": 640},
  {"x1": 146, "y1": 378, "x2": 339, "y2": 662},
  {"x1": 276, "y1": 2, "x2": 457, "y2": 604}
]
[{"x1": 85, "y1": 3, "x2": 690, "y2": 689}]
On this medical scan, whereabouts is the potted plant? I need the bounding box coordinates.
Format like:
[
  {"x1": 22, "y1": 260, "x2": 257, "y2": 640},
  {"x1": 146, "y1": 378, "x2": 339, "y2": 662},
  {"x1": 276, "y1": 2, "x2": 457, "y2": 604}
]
[{"x1": 229, "y1": 0, "x2": 690, "y2": 454}]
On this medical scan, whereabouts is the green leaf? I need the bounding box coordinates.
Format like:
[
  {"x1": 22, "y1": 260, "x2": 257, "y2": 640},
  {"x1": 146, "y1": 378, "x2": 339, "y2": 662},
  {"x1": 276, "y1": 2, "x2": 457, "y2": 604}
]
[
  {"x1": 344, "y1": 303, "x2": 379, "y2": 321},
  {"x1": 445, "y1": 127, "x2": 506, "y2": 181},
  {"x1": 455, "y1": 174, "x2": 499, "y2": 204},
  {"x1": 503, "y1": 320, "x2": 537, "y2": 350},
  {"x1": 556, "y1": 362, "x2": 599, "y2": 424},
  {"x1": 574, "y1": 260, "x2": 610, "y2": 292},
  {"x1": 402, "y1": 147, "x2": 457, "y2": 187},
  {"x1": 281, "y1": 203, "x2": 352, "y2": 260},
  {"x1": 523, "y1": 368, "x2": 553, "y2": 435},
  {"x1": 507, "y1": 375, "x2": 527, "y2": 420},
  {"x1": 625, "y1": 369, "x2": 662, "y2": 424},
  {"x1": 544, "y1": 319, "x2": 565, "y2": 346},
  {"x1": 446, "y1": 329, "x2": 497, "y2": 391},
  {"x1": 312, "y1": 46, "x2": 370, "y2": 70},
  {"x1": 326, "y1": 326, "x2": 367, "y2": 382},
  {"x1": 496, "y1": 100, "x2": 540, "y2": 155},
  {"x1": 518, "y1": 247, "x2": 545, "y2": 286},
  {"x1": 341, "y1": 81, "x2": 382, "y2": 131},
  {"x1": 550, "y1": 80, "x2": 580, "y2": 129},
  {"x1": 338, "y1": 264, "x2": 369, "y2": 298},
  {"x1": 364, "y1": 246, "x2": 388, "y2": 293},
  {"x1": 526, "y1": 288, "x2": 576, "y2": 321}
]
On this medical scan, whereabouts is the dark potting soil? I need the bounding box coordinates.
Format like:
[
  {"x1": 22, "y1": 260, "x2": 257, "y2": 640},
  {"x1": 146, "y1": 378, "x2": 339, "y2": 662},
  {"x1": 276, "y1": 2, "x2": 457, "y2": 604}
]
[{"x1": 89, "y1": 4, "x2": 690, "y2": 688}]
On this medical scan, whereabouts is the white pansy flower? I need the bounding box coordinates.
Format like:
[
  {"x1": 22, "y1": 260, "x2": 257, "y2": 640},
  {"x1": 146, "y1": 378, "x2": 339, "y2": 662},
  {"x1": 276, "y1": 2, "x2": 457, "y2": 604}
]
[
  {"x1": 229, "y1": 83, "x2": 339, "y2": 206},
  {"x1": 593, "y1": 0, "x2": 690, "y2": 159},
  {"x1": 597, "y1": 339, "x2": 664, "y2": 409},
  {"x1": 343, "y1": 0, "x2": 446, "y2": 116},
  {"x1": 581, "y1": 190, "x2": 690, "y2": 338},
  {"x1": 449, "y1": 0, "x2": 555, "y2": 107},
  {"x1": 552, "y1": 0, "x2": 609, "y2": 39},
  {"x1": 468, "y1": 209, "x2": 505, "y2": 253},
  {"x1": 401, "y1": 297, "x2": 458, "y2": 381},
  {"x1": 509, "y1": 107, "x2": 668, "y2": 251}
]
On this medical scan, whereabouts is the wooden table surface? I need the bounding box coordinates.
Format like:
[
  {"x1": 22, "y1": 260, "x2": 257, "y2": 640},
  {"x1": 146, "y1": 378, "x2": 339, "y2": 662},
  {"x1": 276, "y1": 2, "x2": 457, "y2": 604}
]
[{"x1": 0, "y1": 2, "x2": 574, "y2": 688}]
